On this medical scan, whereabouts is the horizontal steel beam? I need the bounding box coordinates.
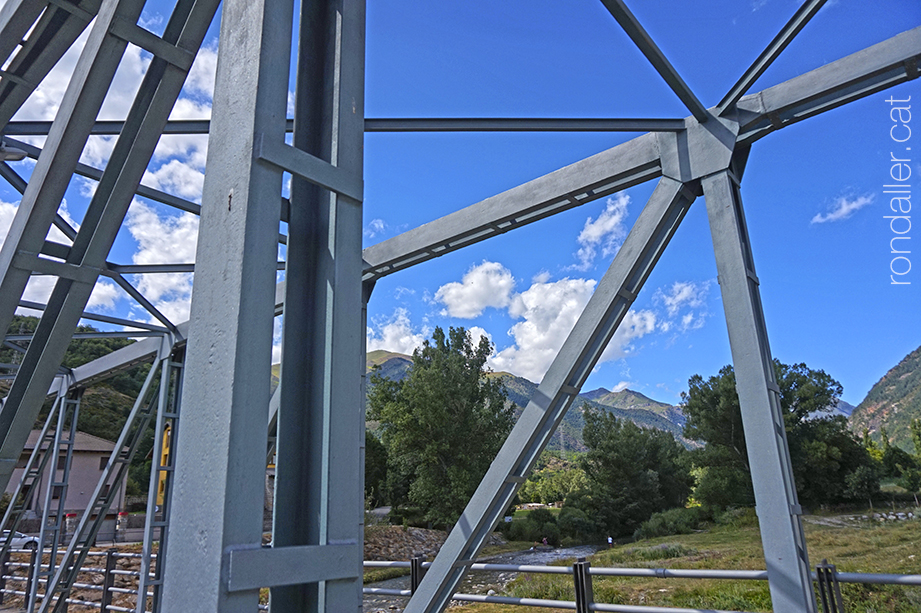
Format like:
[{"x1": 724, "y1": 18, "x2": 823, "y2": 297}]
[
  {"x1": 363, "y1": 118, "x2": 686, "y2": 132},
  {"x1": 16, "y1": 299, "x2": 169, "y2": 332},
  {"x1": 5, "y1": 330, "x2": 160, "y2": 340},
  {"x1": 2, "y1": 137, "x2": 289, "y2": 245},
  {"x1": 67, "y1": 322, "x2": 187, "y2": 388},
  {"x1": 362, "y1": 132, "x2": 661, "y2": 281},
  {"x1": 107, "y1": 263, "x2": 196, "y2": 274},
  {"x1": 6, "y1": 117, "x2": 687, "y2": 136},
  {"x1": 49, "y1": 280, "x2": 289, "y2": 393},
  {"x1": 737, "y1": 25, "x2": 921, "y2": 144},
  {"x1": 2, "y1": 137, "x2": 202, "y2": 216},
  {"x1": 224, "y1": 544, "x2": 362, "y2": 592}
]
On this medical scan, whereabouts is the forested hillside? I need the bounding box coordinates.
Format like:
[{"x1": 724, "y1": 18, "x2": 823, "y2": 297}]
[
  {"x1": 851, "y1": 344, "x2": 921, "y2": 451},
  {"x1": 2, "y1": 315, "x2": 152, "y2": 494}
]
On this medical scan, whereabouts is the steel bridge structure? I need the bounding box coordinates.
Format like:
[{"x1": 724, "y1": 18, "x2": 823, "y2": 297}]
[{"x1": 0, "y1": 0, "x2": 919, "y2": 611}]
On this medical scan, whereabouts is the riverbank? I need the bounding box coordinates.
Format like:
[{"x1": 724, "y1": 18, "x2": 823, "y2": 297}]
[{"x1": 449, "y1": 512, "x2": 921, "y2": 612}]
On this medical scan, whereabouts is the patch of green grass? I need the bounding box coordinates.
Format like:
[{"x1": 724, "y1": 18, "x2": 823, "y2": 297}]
[
  {"x1": 481, "y1": 541, "x2": 535, "y2": 557},
  {"x1": 364, "y1": 566, "x2": 410, "y2": 584},
  {"x1": 456, "y1": 514, "x2": 921, "y2": 613},
  {"x1": 512, "y1": 507, "x2": 561, "y2": 520}
]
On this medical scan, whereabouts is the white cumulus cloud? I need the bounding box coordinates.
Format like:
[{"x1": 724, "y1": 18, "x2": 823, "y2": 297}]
[
  {"x1": 572, "y1": 193, "x2": 630, "y2": 270},
  {"x1": 655, "y1": 281, "x2": 709, "y2": 317},
  {"x1": 435, "y1": 261, "x2": 516, "y2": 319},
  {"x1": 489, "y1": 275, "x2": 656, "y2": 382},
  {"x1": 811, "y1": 194, "x2": 874, "y2": 224},
  {"x1": 364, "y1": 218, "x2": 387, "y2": 238},
  {"x1": 86, "y1": 280, "x2": 121, "y2": 311},
  {"x1": 490, "y1": 277, "x2": 595, "y2": 381},
  {"x1": 125, "y1": 200, "x2": 199, "y2": 323},
  {"x1": 366, "y1": 308, "x2": 430, "y2": 355}
]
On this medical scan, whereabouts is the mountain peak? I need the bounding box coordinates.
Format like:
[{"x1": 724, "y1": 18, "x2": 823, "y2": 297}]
[{"x1": 581, "y1": 387, "x2": 613, "y2": 401}]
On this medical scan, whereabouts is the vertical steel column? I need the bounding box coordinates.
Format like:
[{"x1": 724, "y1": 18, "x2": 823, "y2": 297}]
[
  {"x1": 29, "y1": 385, "x2": 82, "y2": 612},
  {"x1": 405, "y1": 177, "x2": 695, "y2": 613},
  {"x1": 701, "y1": 166, "x2": 815, "y2": 613},
  {"x1": 158, "y1": 0, "x2": 291, "y2": 605},
  {"x1": 0, "y1": 388, "x2": 64, "y2": 557},
  {"x1": 39, "y1": 342, "x2": 165, "y2": 613},
  {"x1": 137, "y1": 345, "x2": 183, "y2": 613},
  {"x1": 572, "y1": 558, "x2": 593, "y2": 613},
  {"x1": 271, "y1": 0, "x2": 366, "y2": 610}
]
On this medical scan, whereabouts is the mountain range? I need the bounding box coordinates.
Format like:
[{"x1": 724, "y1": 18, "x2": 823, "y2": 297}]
[
  {"x1": 368, "y1": 344, "x2": 921, "y2": 452},
  {"x1": 366, "y1": 349, "x2": 691, "y2": 451}
]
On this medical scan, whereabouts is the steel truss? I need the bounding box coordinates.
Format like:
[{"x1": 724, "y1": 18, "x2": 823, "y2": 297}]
[{"x1": 0, "y1": 0, "x2": 918, "y2": 611}]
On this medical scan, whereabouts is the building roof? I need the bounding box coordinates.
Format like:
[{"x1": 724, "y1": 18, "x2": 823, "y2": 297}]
[{"x1": 24, "y1": 430, "x2": 118, "y2": 453}]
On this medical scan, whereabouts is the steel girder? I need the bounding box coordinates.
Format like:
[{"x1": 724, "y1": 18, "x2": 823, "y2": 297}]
[
  {"x1": 0, "y1": 0, "x2": 101, "y2": 128},
  {"x1": 406, "y1": 176, "x2": 699, "y2": 611},
  {"x1": 0, "y1": 2, "x2": 917, "y2": 612},
  {"x1": 0, "y1": 0, "x2": 220, "y2": 498}
]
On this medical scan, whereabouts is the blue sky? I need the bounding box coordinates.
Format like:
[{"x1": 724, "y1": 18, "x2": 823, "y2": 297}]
[{"x1": 1, "y1": 0, "x2": 919, "y2": 406}]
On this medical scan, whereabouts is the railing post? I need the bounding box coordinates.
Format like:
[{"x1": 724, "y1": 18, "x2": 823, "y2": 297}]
[
  {"x1": 25, "y1": 544, "x2": 38, "y2": 606},
  {"x1": 0, "y1": 548, "x2": 8, "y2": 603},
  {"x1": 816, "y1": 559, "x2": 845, "y2": 613},
  {"x1": 100, "y1": 548, "x2": 118, "y2": 612},
  {"x1": 411, "y1": 555, "x2": 426, "y2": 594},
  {"x1": 573, "y1": 557, "x2": 593, "y2": 613}
]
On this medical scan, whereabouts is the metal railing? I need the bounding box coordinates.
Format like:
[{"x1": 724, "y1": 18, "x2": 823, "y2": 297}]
[
  {"x1": 0, "y1": 548, "x2": 154, "y2": 612},
  {"x1": 362, "y1": 556, "x2": 921, "y2": 613},
  {"x1": 2, "y1": 546, "x2": 918, "y2": 612}
]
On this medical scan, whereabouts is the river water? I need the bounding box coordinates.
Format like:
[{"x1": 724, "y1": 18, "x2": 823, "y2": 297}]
[{"x1": 363, "y1": 545, "x2": 598, "y2": 612}]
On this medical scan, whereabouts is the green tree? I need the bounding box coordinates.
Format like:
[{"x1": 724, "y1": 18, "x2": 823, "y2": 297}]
[
  {"x1": 683, "y1": 361, "x2": 875, "y2": 508},
  {"x1": 569, "y1": 409, "x2": 692, "y2": 539},
  {"x1": 897, "y1": 466, "x2": 921, "y2": 507},
  {"x1": 910, "y1": 418, "x2": 921, "y2": 459},
  {"x1": 367, "y1": 326, "x2": 515, "y2": 528},
  {"x1": 845, "y1": 464, "x2": 881, "y2": 509},
  {"x1": 519, "y1": 452, "x2": 587, "y2": 505},
  {"x1": 364, "y1": 431, "x2": 388, "y2": 507}
]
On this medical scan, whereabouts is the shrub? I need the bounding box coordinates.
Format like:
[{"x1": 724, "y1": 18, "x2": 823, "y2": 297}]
[
  {"x1": 715, "y1": 507, "x2": 759, "y2": 529},
  {"x1": 558, "y1": 505, "x2": 596, "y2": 542},
  {"x1": 633, "y1": 506, "x2": 709, "y2": 540}
]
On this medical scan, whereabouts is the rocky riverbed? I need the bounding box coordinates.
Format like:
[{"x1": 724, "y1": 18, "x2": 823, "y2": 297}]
[{"x1": 363, "y1": 544, "x2": 598, "y2": 613}]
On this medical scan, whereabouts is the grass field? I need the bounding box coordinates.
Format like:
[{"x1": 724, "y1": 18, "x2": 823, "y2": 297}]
[{"x1": 447, "y1": 511, "x2": 921, "y2": 612}]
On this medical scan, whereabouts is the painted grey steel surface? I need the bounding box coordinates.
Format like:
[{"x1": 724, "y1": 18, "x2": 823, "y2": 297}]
[
  {"x1": 0, "y1": 2, "x2": 918, "y2": 612},
  {"x1": 702, "y1": 167, "x2": 816, "y2": 613},
  {"x1": 271, "y1": 0, "x2": 366, "y2": 610},
  {"x1": 405, "y1": 177, "x2": 697, "y2": 612},
  {"x1": 136, "y1": 345, "x2": 183, "y2": 613},
  {"x1": 598, "y1": 0, "x2": 708, "y2": 122},
  {"x1": 717, "y1": 0, "x2": 828, "y2": 113},
  {"x1": 0, "y1": 0, "x2": 150, "y2": 497},
  {"x1": 0, "y1": 386, "x2": 65, "y2": 560},
  {"x1": 0, "y1": 0, "x2": 220, "y2": 504},
  {"x1": 158, "y1": 0, "x2": 292, "y2": 605},
  {"x1": 736, "y1": 25, "x2": 921, "y2": 145},
  {"x1": 29, "y1": 388, "x2": 81, "y2": 612},
  {"x1": 362, "y1": 133, "x2": 661, "y2": 282}
]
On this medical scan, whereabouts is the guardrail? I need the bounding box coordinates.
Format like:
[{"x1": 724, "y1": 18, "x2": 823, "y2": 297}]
[
  {"x1": 0, "y1": 548, "x2": 153, "y2": 612},
  {"x1": 362, "y1": 556, "x2": 921, "y2": 613},
  {"x1": 0, "y1": 546, "x2": 271, "y2": 613},
  {"x1": 1, "y1": 547, "x2": 916, "y2": 612}
]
